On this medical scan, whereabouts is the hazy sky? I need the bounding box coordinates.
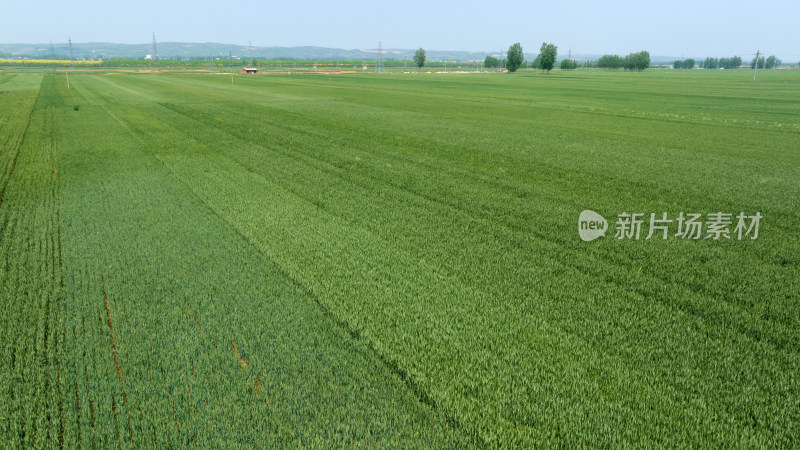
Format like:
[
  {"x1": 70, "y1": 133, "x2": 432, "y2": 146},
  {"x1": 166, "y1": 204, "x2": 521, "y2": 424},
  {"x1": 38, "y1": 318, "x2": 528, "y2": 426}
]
[{"x1": 3, "y1": 0, "x2": 798, "y2": 58}]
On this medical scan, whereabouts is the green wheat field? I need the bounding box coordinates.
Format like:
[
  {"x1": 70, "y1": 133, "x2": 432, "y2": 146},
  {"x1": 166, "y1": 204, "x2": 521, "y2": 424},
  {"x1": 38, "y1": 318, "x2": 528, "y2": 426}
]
[{"x1": 1, "y1": 69, "x2": 798, "y2": 447}]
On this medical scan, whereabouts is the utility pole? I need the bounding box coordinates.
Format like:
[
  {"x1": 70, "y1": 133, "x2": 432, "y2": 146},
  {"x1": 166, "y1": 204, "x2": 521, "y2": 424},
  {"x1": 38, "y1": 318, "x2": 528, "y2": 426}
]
[
  {"x1": 229, "y1": 51, "x2": 234, "y2": 84},
  {"x1": 50, "y1": 41, "x2": 57, "y2": 73},
  {"x1": 376, "y1": 42, "x2": 382, "y2": 73},
  {"x1": 68, "y1": 37, "x2": 74, "y2": 70},
  {"x1": 753, "y1": 50, "x2": 760, "y2": 82},
  {"x1": 152, "y1": 33, "x2": 158, "y2": 61}
]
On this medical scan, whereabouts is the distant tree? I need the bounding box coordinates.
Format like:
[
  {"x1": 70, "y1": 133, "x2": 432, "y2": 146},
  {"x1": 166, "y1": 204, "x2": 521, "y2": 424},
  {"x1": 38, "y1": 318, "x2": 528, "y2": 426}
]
[
  {"x1": 484, "y1": 55, "x2": 499, "y2": 69},
  {"x1": 702, "y1": 57, "x2": 719, "y2": 69},
  {"x1": 642, "y1": 52, "x2": 651, "y2": 70},
  {"x1": 506, "y1": 43, "x2": 523, "y2": 73},
  {"x1": 751, "y1": 56, "x2": 765, "y2": 69},
  {"x1": 623, "y1": 51, "x2": 650, "y2": 71},
  {"x1": 413, "y1": 48, "x2": 426, "y2": 68},
  {"x1": 717, "y1": 56, "x2": 742, "y2": 69},
  {"x1": 623, "y1": 55, "x2": 632, "y2": 70},
  {"x1": 537, "y1": 42, "x2": 558, "y2": 73},
  {"x1": 765, "y1": 55, "x2": 780, "y2": 69},
  {"x1": 251, "y1": 58, "x2": 258, "y2": 67},
  {"x1": 598, "y1": 54, "x2": 623, "y2": 69},
  {"x1": 560, "y1": 58, "x2": 578, "y2": 70},
  {"x1": 531, "y1": 55, "x2": 541, "y2": 70}
]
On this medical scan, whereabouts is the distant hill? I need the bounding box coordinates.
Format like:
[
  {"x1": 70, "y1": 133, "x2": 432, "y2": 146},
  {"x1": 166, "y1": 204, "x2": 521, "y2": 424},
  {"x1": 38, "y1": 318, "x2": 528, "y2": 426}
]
[
  {"x1": 1, "y1": 42, "x2": 495, "y2": 62},
  {"x1": 1, "y1": 41, "x2": 688, "y2": 64}
]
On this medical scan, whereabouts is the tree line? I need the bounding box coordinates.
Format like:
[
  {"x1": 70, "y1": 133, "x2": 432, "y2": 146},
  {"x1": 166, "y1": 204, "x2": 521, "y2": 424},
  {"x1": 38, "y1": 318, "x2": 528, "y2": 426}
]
[
  {"x1": 751, "y1": 55, "x2": 781, "y2": 69},
  {"x1": 595, "y1": 51, "x2": 651, "y2": 71},
  {"x1": 674, "y1": 56, "x2": 742, "y2": 69},
  {"x1": 394, "y1": 46, "x2": 791, "y2": 73},
  {"x1": 699, "y1": 56, "x2": 742, "y2": 69},
  {"x1": 673, "y1": 59, "x2": 696, "y2": 69},
  {"x1": 672, "y1": 55, "x2": 782, "y2": 70},
  {"x1": 481, "y1": 44, "x2": 651, "y2": 73}
]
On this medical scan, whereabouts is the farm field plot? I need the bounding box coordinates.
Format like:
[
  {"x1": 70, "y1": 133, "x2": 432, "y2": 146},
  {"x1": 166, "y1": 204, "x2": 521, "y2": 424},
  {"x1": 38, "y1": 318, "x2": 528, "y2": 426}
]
[{"x1": 1, "y1": 69, "x2": 798, "y2": 446}]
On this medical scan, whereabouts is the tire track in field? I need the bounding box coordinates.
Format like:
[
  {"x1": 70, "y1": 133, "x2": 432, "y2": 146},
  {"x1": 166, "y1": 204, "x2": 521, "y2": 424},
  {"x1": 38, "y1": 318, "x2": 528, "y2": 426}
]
[
  {"x1": 0, "y1": 88, "x2": 39, "y2": 211},
  {"x1": 108, "y1": 101, "x2": 695, "y2": 447},
  {"x1": 72, "y1": 74, "x2": 800, "y2": 446},
  {"x1": 151, "y1": 98, "x2": 797, "y2": 446},
  {"x1": 98, "y1": 99, "x2": 475, "y2": 441},
  {"x1": 99, "y1": 275, "x2": 135, "y2": 446},
  {"x1": 60, "y1": 75, "x2": 471, "y2": 446},
  {"x1": 158, "y1": 98, "x2": 799, "y2": 358},
  {"x1": 0, "y1": 79, "x2": 72, "y2": 447},
  {"x1": 44, "y1": 102, "x2": 67, "y2": 450}
]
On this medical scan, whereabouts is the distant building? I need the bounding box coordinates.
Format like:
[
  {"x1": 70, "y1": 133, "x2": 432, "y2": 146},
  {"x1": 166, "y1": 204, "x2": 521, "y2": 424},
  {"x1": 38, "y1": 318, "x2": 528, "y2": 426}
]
[{"x1": 239, "y1": 67, "x2": 258, "y2": 74}]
